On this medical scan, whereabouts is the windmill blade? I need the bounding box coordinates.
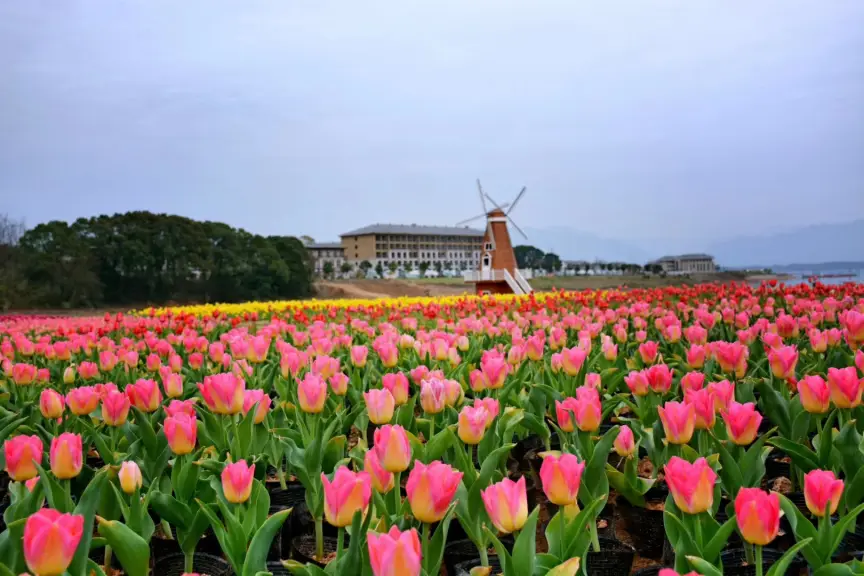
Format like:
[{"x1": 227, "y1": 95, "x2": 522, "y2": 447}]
[
  {"x1": 483, "y1": 193, "x2": 510, "y2": 212},
  {"x1": 507, "y1": 186, "x2": 527, "y2": 215},
  {"x1": 507, "y1": 216, "x2": 528, "y2": 240},
  {"x1": 476, "y1": 179, "x2": 488, "y2": 213},
  {"x1": 456, "y1": 213, "x2": 488, "y2": 227}
]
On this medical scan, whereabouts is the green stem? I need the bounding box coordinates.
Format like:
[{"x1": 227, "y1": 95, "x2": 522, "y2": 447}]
[
  {"x1": 756, "y1": 545, "x2": 763, "y2": 576},
  {"x1": 559, "y1": 511, "x2": 566, "y2": 556},
  {"x1": 277, "y1": 467, "x2": 287, "y2": 491},
  {"x1": 160, "y1": 519, "x2": 174, "y2": 540},
  {"x1": 693, "y1": 513, "x2": 703, "y2": 553},
  {"x1": 185, "y1": 550, "x2": 194, "y2": 573},
  {"x1": 315, "y1": 516, "x2": 324, "y2": 562},
  {"x1": 393, "y1": 471, "x2": 402, "y2": 516},
  {"x1": 422, "y1": 522, "x2": 431, "y2": 573},
  {"x1": 230, "y1": 414, "x2": 241, "y2": 459},
  {"x1": 429, "y1": 414, "x2": 435, "y2": 440},
  {"x1": 104, "y1": 545, "x2": 112, "y2": 572},
  {"x1": 479, "y1": 543, "x2": 489, "y2": 567},
  {"x1": 589, "y1": 516, "x2": 600, "y2": 553},
  {"x1": 336, "y1": 527, "x2": 344, "y2": 561}
]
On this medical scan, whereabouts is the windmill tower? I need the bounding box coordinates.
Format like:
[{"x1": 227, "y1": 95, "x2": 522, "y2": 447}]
[{"x1": 457, "y1": 180, "x2": 534, "y2": 296}]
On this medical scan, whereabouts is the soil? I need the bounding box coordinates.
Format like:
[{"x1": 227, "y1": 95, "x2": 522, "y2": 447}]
[
  {"x1": 637, "y1": 458, "x2": 655, "y2": 479},
  {"x1": 315, "y1": 280, "x2": 467, "y2": 300},
  {"x1": 645, "y1": 501, "x2": 665, "y2": 511},
  {"x1": 772, "y1": 477, "x2": 793, "y2": 494},
  {"x1": 293, "y1": 534, "x2": 341, "y2": 566}
]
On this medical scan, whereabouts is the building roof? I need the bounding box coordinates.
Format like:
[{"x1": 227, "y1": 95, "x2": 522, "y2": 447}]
[
  {"x1": 307, "y1": 242, "x2": 344, "y2": 250},
  {"x1": 649, "y1": 253, "x2": 715, "y2": 264},
  {"x1": 340, "y1": 223, "x2": 485, "y2": 238}
]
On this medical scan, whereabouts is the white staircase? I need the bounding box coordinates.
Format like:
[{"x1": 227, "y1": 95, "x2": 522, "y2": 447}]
[
  {"x1": 513, "y1": 269, "x2": 534, "y2": 293},
  {"x1": 503, "y1": 269, "x2": 527, "y2": 295}
]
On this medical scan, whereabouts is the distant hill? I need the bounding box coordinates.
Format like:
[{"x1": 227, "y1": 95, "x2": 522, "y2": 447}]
[
  {"x1": 706, "y1": 220, "x2": 864, "y2": 267},
  {"x1": 523, "y1": 220, "x2": 864, "y2": 268}
]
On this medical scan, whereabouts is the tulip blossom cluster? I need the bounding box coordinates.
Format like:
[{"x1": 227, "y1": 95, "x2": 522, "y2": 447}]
[{"x1": 0, "y1": 280, "x2": 863, "y2": 576}]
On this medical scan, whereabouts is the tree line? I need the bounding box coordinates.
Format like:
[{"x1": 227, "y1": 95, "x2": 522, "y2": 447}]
[
  {"x1": 514, "y1": 245, "x2": 646, "y2": 275},
  {"x1": 0, "y1": 211, "x2": 313, "y2": 311}
]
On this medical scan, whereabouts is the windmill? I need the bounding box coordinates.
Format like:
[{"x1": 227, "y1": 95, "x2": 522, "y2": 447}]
[{"x1": 457, "y1": 179, "x2": 533, "y2": 296}]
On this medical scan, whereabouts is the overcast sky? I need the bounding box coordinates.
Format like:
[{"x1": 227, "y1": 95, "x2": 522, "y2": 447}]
[{"x1": 2, "y1": 0, "x2": 863, "y2": 245}]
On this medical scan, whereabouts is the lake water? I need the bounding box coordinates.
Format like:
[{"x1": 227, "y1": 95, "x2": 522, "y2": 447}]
[{"x1": 775, "y1": 268, "x2": 863, "y2": 286}]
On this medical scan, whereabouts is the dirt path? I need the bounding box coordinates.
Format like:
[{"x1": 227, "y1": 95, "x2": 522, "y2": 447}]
[{"x1": 314, "y1": 280, "x2": 469, "y2": 300}]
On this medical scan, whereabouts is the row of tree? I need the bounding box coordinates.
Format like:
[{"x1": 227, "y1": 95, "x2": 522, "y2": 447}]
[
  {"x1": 514, "y1": 245, "x2": 646, "y2": 275},
  {"x1": 318, "y1": 259, "x2": 471, "y2": 279},
  {"x1": 0, "y1": 212, "x2": 313, "y2": 310}
]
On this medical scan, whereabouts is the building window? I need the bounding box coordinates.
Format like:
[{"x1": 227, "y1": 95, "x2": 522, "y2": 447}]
[
  {"x1": 484, "y1": 242, "x2": 493, "y2": 251},
  {"x1": 482, "y1": 255, "x2": 491, "y2": 267}
]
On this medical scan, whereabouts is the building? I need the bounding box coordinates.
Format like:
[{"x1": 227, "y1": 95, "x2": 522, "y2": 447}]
[
  {"x1": 339, "y1": 223, "x2": 484, "y2": 271},
  {"x1": 649, "y1": 253, "x2": 717, "y2": 274},
  {"x1": 306, "y1": 242, "x2": 346, "y2": 276}
]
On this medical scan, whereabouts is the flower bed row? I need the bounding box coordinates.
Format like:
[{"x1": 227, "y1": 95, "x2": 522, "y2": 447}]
[{"x1": 0, "y1": 281, "x2": 863, "y2": 576}]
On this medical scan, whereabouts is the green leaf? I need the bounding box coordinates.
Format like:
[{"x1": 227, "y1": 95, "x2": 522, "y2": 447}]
[
  {"x1": 713, "y1": 438, "x2": 744, "y2": 494},
  {"x1": 426, "y1": 505, "x2": 456, "y2": 576},
  {"x1": 424, "y1": 427, "x2": 457, "y2": 463},
  {"x1": 322, "y1": 435, "x2": 347, "y2": 475},
  {"x1": 85, "y1": 559, "x2": 108, "y2": 576},
  {"x1": 178, "y1": 507, "x2": 214, "y2": 555},
  {"x1": 831, "y1": 502, "x2": 864, "y2": 556},
  {"x1": 0, "y1": 417, "x2": 27, "y2": 446},
  {"x1": 765, "y1": 537, "x2": 813, "y2": 576},
  {"x1": 561, "y1": 496, "x2": 608, "y2": 559},
  {"x1": 130, "y1": 406, "x2": 157, "y2": 454},
  {"x1": 482, "y1": 527, "x2": 514, "y2": 576},
  {"x1": 685, "y1": 556, "x2": 724, "y2": 576},
  {"x1": 740, "y1": 429, "x2": 775, "y2": 487},
  {"x1": 846, "y1": 467, "x2": 864, "y2": 509},
  {"x1": 813, "y1": 564, "x2": 857, "y2": 576},
  {"x1": 768, "y1": 437, "x2": 819, "y2": 472},
  {"x1": 241, "y1": 508, "x2": 291, "y2": 576},
  {"x1": 67, "y1": 469, "x2": 109, "y2": 576},
  {"x1": 282, "y1": 561, "x2": 329, "y2": 576},
  {"x1": 97, "y1": 518, "x2": 151, "y2": 576},
  {"x1": 756, "y1": 380, "x2": 792, "y2": 437},
  {"x1": 197, "y1": 498, "x2": 242, "y2": 574},
  {"x1": 703, "y1": 514, "x2": 737, "y2": 562},
  {"x1": 778, "y1": 494, "x2": 822, "y2": 568},
  {"x1": 34, "y1": 462, "x2": 73, "y2": 512},
  {"x1": 150, "y1": 492, "x2": 194, "y2": 529},
  {"x1": 510, "y1": 507, "x2": 540, "y2": 576}
]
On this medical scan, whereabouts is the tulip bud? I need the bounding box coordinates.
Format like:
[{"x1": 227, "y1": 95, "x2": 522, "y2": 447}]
[
  {"x1": 735, "y1": 487, "x2": 780, "y2": 545},
  {"x1": 198, "y1": 372, "x2": 245, "y2": 415},
  {"x1": 50, "y1": 433, "x2": 83, "y2": 480},
  {"x1": 63, "y1": 366, "x2": 76, "y2": 385},
  {"x1": 242, "y1": 389, "x2": 271, "y2": 424},
  {"x1": 322, "y1": 467, "x2": 372, "y2": 527},
  {"x1": 102, "y1": 390, "x2": 131, "y2": 427},
  {"x1": 4, "y1": 434, "x2": 43, "y2": 481},
  {"x1": 222, "y1": 460, "x2": 255, "y2": 504},
  {"x1": 804, "y1": 469, "x2": 844, "y2": 517},
  {"x1": 40, "y1": 389, "x2": 65, "y2": 420},
  {"x1": 539, "y1": 453, "x2": 585, "y2": 506},
  {"x1": 365, "y1": 388, "x2": 396, "y2": 425},
  {"x1": 125, "y1": 378, "x2": 163, "y2": 413},
  {"x1": 406, "y1": 460, "x2": 462, "y2": 523},
  {"x1": 665, "y1": 457, "x2": 715, "y2": 514},
  {"x1": 474, "y1": 398, "x2": 499, "y2": 428},
  {"x1": 24, "y1": 509, "x2": 84, "y2": 576},
  {"x1": 827, "y1": 367, "x2": 863, "y2": 409},
  {"x1": 722, "y1": 401, "x2": 762, "y2": 446},
  {"x1": 66, "y1": 385, "x2": 99, "y2": 416},
  {"x1": 364, "y1": 448, "x2": 394, "y2": 493},
  {"x1": 297, "y1": 373, "x2": 328, "y2": 414},
  {"x1": 457, "y1": 405, "x2": 488, "y2": 445},
  {"x1": 373, "y1": 425, "x2": 412, "y2": 473},
  {"x1": 419, "y1": 379, "x2": 447, "y2": 415},
  {"x1": 367, "y1": 527, "x2": 422, "y2": 576},
  {"x1": 658, "y1": 401, "x2": 696, "y2": 445},
  {"x1": 381, "y1": 373, "x2": 410, "y2": 406},
  {"x1": 164, "y1": 413, "x2": 197, "y2": 455},
  {"x1": 328, "y1": 372, "x2": 350, "y2": 396},
  {"x1": 613, "y1": 425, "x2": 635, "y2": 457},
  {"x1": 481, "y1": 476, "x2": 528, "y2": 534},
  {"x1": 797, "y1": 375, "x2": 831, "y2": 414},
  {"x1": 119, "y1": 461, "x2": 143, "y2": 494},
  {"x1": 625, "y1": 370, "x2": 650, "y2": 396}
]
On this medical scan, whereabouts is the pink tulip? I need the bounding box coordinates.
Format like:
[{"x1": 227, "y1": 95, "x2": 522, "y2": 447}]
[
  {"x1": 658, "y1": 401, "x2": 695, "y2": 444},
  {"x1": 602, "y1": 339, "x2": 618, "y2": 361},
  {"x1": 165, "y1": 398, "x2": 198, "y2": 418},
  {"x1": 457, "y1": 405, "x2": 488, "y2": 445},
  {"x1": 685, "y1": 388, "x2": 716, "y2": 430},
  {"x1": 78, "y1": 361, "x2": 99, "y2": 380},
  {"x1": 242, "y1": 389, "x2": 271, "y2": 424},
  {"x1": 570, "y1": 386, "x2": 602, "y2": 432},
  {"x1": 40, "y1": 389, "x2": 65, "y2": 420},
  {"x1": 638, "y1": 341, "x2": 659, "y2": 365},
  {"x1": 768, "y1": 345, "x2": 798, "y2": 380},
  {"x1": 708, "y1": 380, "x2": 735, "y2": 412},
  {"x1": 350, "y1": 345, "x2": 369, "y2": 368},
  {"x1": 145, "y1": 353, "x2": 162, "y2": 372},
  {"x1": 560, "y1": 346, "x2": 587, "y2": 376},
  {"x1": 198, "y1": 372, "x2": 245, "y2": 415},
  {"x1": 481, "y1": 356, "x2": 509, "y2": 389},
  {"x1": 119, "y1": 461, "x2": 143, "y2": 494},
  {"x1": 646, "y1": 364, "x2": 673, "y2": 393},
  {"x1": 827, "y1": 366, "x2": 863, "y2": 409},
  {"x1": 614, "y1": 425, "x2": 635, "y2": 457},
  {"x1": 297, "y1": 373, "x2": 328, "y2": 413},
  {"x1": 406, "y1": 460, "x2": 462, "y2": 523},
  {"x1": 5, "y1": 434, "x2": 43, "y2": 481},
  {"x1": 373, "y1": 425, "x2": 412, "y2": 473},
  {"x1": 804, "y1": 469, "x2": 844, "y2": 517},
  {"x1": 735, "y1": 488, "x2": 780, "y2": 545},
  {"x1": 810, "y1": 329, "x2": 829, "y2": 353},
  {"x1": 540, "y1": 453, "x2": 585, "y2": 506},
  {"x1": 365, "y1": 388, "x2": 396, "y2": 425},
  {"x1": 625, "y1": 371, "x2": 650, "y2": 397},
  {"x1": 322, "y1": 467, "x2": 372, "y2": 527},
  {"x1": 222, "y1": 460, "x2": 255, "y2": 504},
  {"x1": 474, "y1": 397, "x2": 500, "y2": 427},
  {"x1": 711, "y1": 341, "x2": 748, "y2": 379},
  {"x1": 556, "y1": 399, "x2": 576, "y2": 433},
  {"x1": 164, "y1": 413, "x2": 197, "y2": 455},
  {"x1": 482, "y1": 476, "x2": 529, "y2": 534},
  {"x1": 329, "y1": 372, "x2": 349, "y2": 396},
  {"x1": 375, "y1": 341, "x2": 399, "y2": 368},
  {"x1": 126, "y1": 378, "x2": 163, "y2": 413},
  {"x1": 189, "y1": 352, "x2": 204, "y2": 370},
  {"x1": 419, "y1": 379, "x2": 447, "y2": 415},
  {"x1": 161, "y1": 371, "x2": 184, "y2": 399},
  {"x1": 857, "y1": 349, "x2": 864, "y2": 376},
  {"x1": 23, "y1": 508, "x2": 84, "y2": 576},
  {"x1": 382, "y1": 373, "x2": 410, "y2": 405},
  {"x1": 665, "y1": 457, "x2": 716, "y2": 514},
  {"x1": 842, "y1": 310, "x2": 864, "y2": 347},
  {"x1": 365, "y1": 448, "x2": 394, "y2": 493},
  {"x1": 50, "y1": 433, "x2": 83, "y2": 479},
  {"x1": 722, "y1": 401, "x2": 762, "y2": 446},
  {"x1": 797, "y1": 375, "x2": 831, "y2": 414},
  {"x1": 367, "y1": 526, "x2": 422, "y2": 576},
  {"x1": 66, "y1": 385, "x2": 99, "y2": 416},
  {"x1": 681, "y1": 371, "x2": 705, "y2": 393},
  {"x1": 99, "y1": 350, "x2": 118, "y2": 372},
  {"x1": 585, "y1": 372, "x2": 601, "y2": 389},
  {"x1": 11, "y1": 362, "x2": 37, "y2": 385},
  {"x1": 410, "y1": 365, "x2": 430, "y2": 386}
]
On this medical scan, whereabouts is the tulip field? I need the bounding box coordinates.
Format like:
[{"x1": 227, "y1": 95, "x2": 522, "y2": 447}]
[{"x1": 2, "y1": 282, "x2": 864, "y2": 576}]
